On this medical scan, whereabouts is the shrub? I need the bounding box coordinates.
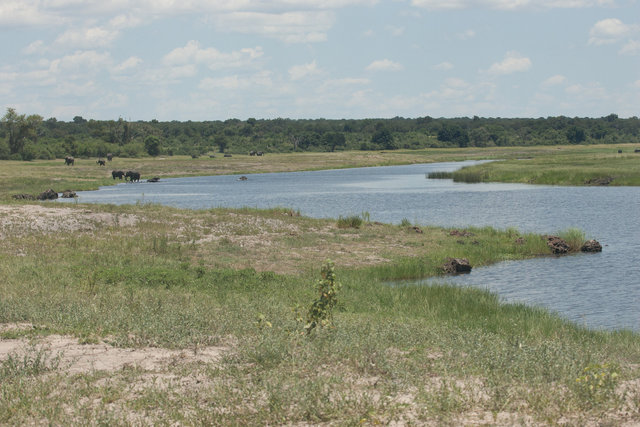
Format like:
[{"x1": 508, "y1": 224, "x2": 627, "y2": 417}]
[
  {"x1": 337, "y1": 215, "x2": 362, "y2": 229},
  {"x1": 305, "y1": 260, "x2": 341, "y2": 333}
]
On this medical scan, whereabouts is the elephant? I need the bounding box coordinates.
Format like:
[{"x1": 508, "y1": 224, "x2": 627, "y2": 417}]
[
  {"x1": 112, "y1": 170, "x2": 125, "y2": 180},
  {"x1": 125, "y1": 170, "x2": 141, "y2": 182},
  {"x1": 97, "y1": 159, "x2": 106, "y2": 166},
  {"x1": 106, "y1": 153, "x2": 113, "y2": 161},
  {"x1": 64, "y1": 156, "x2": 74, "y2": 166}
]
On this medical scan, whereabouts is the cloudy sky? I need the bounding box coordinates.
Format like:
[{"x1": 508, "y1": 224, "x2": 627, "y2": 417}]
[{"x1": 1, "y1": 0, "x2": 639, "y2": 121}]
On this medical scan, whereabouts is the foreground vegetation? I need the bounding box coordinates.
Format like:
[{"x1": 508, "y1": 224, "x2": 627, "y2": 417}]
[
  {"x1": 1, "y1": 145, "x2": 640, "y2": 424},
  {"x1": 1, "y1": 201, "x2": 639, "y2": 425}
]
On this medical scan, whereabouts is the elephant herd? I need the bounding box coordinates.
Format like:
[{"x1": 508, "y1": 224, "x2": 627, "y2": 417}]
[{"x1": 112, "y1": 170, "x2": 140, "y2": 182}]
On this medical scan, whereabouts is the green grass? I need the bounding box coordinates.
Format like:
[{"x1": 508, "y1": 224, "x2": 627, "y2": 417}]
[
  {"x1": 1, "y1": 146, "x2": 640, "y2": 424},
  {"x1": 448, "y1": 144, "x2": 640, "y2": 186},
  {"x1": 0, "y1": 203, "x2": 638, "y2": 424}
]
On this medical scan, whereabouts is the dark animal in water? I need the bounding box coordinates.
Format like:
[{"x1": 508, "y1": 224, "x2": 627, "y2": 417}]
[
  {"x1": 147, "y1": 177, "x2": 160, "y2": 183},
  {"x1": 125, "y1": 170, "x2": 141, "y2": 182},
  {"x1": 106, "y1": 153, "x2": 113, "y2": 161},
  {"x1": 112, "y1": 170, "x2": 125, "y2": 180},
  {"x1": 64, "y1": 156, "x2": 74, "y2": 166},
  {"x1": 97, "y1": 159, "x2": 106, "y2": 166},
  {"x1": 238, "y1": 176, "x2": 248, "y2": 181}
]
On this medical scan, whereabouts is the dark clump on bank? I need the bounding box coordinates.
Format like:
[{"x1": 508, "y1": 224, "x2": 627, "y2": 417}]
[
  {"x1": 581, "y1": 239, "x2": 603, "y2": 252},
  {"x1": 37, "y1": 189, "x2": 58, "y2": 200},
  {"x1": 442, "y1": 257, "x2": 472, "y2": 274},
  {"x1": 12, "y1": 193, "x2": 35, "y2": 200},
  {"x1": 585, "y1": 176, "x2": 614, "y2": 185}
]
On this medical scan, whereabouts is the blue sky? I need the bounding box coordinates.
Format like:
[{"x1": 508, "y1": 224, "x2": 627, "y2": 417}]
[{"x1": 1, "y1": 0, "x2": 639, "y2": 121}]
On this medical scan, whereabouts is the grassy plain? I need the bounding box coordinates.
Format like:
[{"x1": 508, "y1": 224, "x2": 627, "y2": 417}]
[{"x1": 1, "y1": 146, "x2": 640, "y2": 424}]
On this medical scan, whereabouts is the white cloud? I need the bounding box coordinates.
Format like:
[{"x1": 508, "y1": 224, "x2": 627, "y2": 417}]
[
  {"x1": 411, "y1": 0, "x2": 614, "y2": 10},
  {"x1": 163, "y1": 41, "x2": 263, "y2": 70},
  {"x1": 199, "y1": 71, "x2": 273, "y2": 91},
  {"x1": 366, "y1": 59, "x2": 403, "y2": 71},
  {"x1": 589, "y1": 18, "x2": 633, "y2": 45},
  {"x1": 0, "y1": 1, "x2": 55, "y2": 27},
  {"x1": 288, "y1": 61, "x2": 320, "y2": 80},
  {"x1": 565, "y1": 82, "x2": 608, "y2": 100},
  {"x1": 433, "y1": 61, "x2": 454, "y2": 70},
  {"x1": 457, "y1": 29, "x2": 476, "y2": 40},
  {"x1": 55, "y1": 26, "x2": 119, "y2": 49},
  {"x1": 112, "y1": 56, "x2": 142, "y2": 73},
  {"x1": 487, "y1": 51, "x2": 532, "y2": 75},
  {"x1": 386, "y1": 25, "x2": 405, "y2": 36},
  {"x1": 199, "y1": 76, "x2": 246, "y2": 91},
  {"x1": 51, "y1": 50, "x2": 112, "y2": 73},
  {"x1": 541, "y1": 74, "x2": 567, "y2": 87},
  {"x1": 209, "y1": 11, "x2": 334, "y2": 43},
  {"x1": 620, "y1": 40, "x2": 640, "y2": 55},
  {"x1": 23, "y1": 40, "x2": 45, "y2": 55}
]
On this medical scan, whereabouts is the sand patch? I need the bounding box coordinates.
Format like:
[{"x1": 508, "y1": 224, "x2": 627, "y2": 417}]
[
  {"x1": 0, "y1": 204, "x2": 138, "y2": 238},
  {"x1": 0, "y1": 331, "x2": 227, "y2": 374}
]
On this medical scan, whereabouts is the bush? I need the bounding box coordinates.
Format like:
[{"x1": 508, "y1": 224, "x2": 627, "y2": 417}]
[
  {"x1": 336, "y1": 215, "x2": 363, "y2": 229},
  {"x1": 304, "y1": 260, "x2": 341, "y2": 333}
]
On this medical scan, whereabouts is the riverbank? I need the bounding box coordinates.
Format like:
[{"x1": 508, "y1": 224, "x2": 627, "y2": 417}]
[
  {"x1": 1, "y1": 202, "x2": 639, "y2": 424},
  {"x1": 442, "y1": 144, "x2": 640, "y2": 186},
  {"x1": 3, "y1": 143, "x2": 640, "y2": 202}
]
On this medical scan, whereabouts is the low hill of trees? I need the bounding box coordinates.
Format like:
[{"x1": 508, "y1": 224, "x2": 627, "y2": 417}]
[{"x1": 2, "y1": 108, "x2": 639, "y2": 160}]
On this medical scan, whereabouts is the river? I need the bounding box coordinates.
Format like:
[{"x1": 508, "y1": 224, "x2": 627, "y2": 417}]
[{"x1": 59, "y1": 161, "x2": 640, "y2": 331}]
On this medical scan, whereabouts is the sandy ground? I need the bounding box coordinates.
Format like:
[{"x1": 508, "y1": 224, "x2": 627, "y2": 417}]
[
  {"x1": 0, "y1": 326, "x2": 227, "y2": 374},
  {"x1": 0, "y1": 204, "x2": 138, "y2": 238}
]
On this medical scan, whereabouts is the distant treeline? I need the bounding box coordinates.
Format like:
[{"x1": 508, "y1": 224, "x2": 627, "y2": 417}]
[{"x1": 2, "y1": 108, "x2": 639, "y2": 160}]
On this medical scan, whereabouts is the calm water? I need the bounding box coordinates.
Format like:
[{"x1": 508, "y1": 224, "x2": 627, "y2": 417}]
[{"x1": 60, "y1": 161, "x2": 640, "y2": 331}]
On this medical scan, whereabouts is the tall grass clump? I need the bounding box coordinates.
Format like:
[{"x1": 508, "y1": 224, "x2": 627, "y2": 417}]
[
  {"x1": 427, "y1": 171, "x2": 453, "y2": 179},
  {"x1": 452, "y1": 169, "x2": 489, "y2": 183},
  {"x1": 336, "y1": 215, "x2": 363, "y2": 229},
  {"x1": 558, "y1": 227, "x2": 586, "y2": 251}
]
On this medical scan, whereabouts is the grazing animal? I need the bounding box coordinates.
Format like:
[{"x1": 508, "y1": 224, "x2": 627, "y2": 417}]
[
  {"x1": 256, "y1": 151, "x2": 263, "y2": 156},
  {"x1": 112, "y1": 170, "x2": 125, "y2": 180},
  {"x1": 97, "y1": 159, "x2": 106, "y2": 166},
  {"x1": 249, "y1": 151, "x2": 256, "y2": 156},
  {"x1": 224, "y1": 154, "x2": 232, "y2": 157},
  {"x1": 106, "y1": 153, "x2": 113, "y2": 161},
  {"x1": 125, "y1": 170, "x2": 141, "y2": 182},
  {"x1": 64, "y1": 156, "x2": 74, "y2": 166}
]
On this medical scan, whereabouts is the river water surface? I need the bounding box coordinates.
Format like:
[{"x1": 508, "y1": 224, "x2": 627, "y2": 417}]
[{"x1": 61, "y1": 161, "x2": 640, "y2": 331}]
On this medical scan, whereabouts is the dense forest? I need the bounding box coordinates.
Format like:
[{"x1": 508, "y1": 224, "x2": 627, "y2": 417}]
[{"x1": 1, "y1": 107, "x2": 639, "y2": 160}]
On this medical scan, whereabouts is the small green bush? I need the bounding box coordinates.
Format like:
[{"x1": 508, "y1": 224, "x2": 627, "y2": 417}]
[
  {"x1": 336, "y1": 215, "x2": 362, "y2": 229},
  {"x1": 305, "y1": 260, "x2": 341, "y2": 333}
]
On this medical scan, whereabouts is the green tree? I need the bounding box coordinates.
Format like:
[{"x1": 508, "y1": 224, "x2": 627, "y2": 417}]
[
  {"x1": 371, "y1": 127, "x2": 396, "y2": 149},
  {"x1": 214, "y1": 134, "x2": 228, "y2": 153},
  {"x1": 144, "y1": 135, "x2": 161, "y2": 156},
  {"x1": 1, "y1": 108, "x2": 43, "y2": 155},
  {"x1": 324, "y1": 132, "x2": 346, "y2": 152},
  {"x1": 566, "y1": 126, "x2": 586, "y2": 144}
]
